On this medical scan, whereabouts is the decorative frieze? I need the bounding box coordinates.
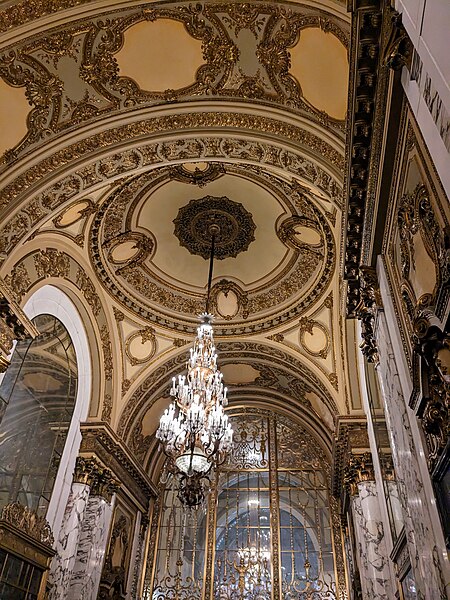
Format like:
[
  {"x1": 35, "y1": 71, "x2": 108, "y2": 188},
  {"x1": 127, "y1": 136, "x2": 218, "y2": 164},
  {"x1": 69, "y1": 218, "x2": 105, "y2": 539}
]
[
  {"x1": 79, "y1": 424, "x2": 157, "y2": 511},
  {"x1": 0, "y1": 501, "x2": 54, "y2": 546},
  {"x1": 0, "y1": 502, "x2": 55, "y2": 599},
  {"x1": 331, "y1": 417, "x2": 370, "y2": 500},
  {"x1": 344, "y1": 4, "x2": 410, "y2": 316}
]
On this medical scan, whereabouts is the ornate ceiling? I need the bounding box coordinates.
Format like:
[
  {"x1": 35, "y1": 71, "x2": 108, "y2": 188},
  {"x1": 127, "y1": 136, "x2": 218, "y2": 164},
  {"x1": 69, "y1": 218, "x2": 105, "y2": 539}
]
[{"x1": 0, "y1": 0, "x2": 361, "y2": 475}]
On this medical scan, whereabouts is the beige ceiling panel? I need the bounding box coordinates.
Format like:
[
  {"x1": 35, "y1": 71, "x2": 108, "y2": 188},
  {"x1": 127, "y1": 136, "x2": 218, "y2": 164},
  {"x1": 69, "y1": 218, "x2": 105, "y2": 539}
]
[
  {"x1": 115, "y1": 19, "x2": 204, "y2": 92},
  {"x1": 0, "y1": 78, "x2": 29, "y2": 156},
  {"x1": 290, "y1": 27, "x2": 348, "y2": 120}
]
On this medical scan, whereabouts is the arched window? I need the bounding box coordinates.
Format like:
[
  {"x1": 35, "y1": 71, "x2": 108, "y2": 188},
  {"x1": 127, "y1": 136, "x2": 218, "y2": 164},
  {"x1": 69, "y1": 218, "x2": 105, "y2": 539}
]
[
  {"x1": 145, "y1": 410, "x2": 343, "y2": 599},
  {"x1": 0, "y1": 314, "x2": 78, "y2": 517}
]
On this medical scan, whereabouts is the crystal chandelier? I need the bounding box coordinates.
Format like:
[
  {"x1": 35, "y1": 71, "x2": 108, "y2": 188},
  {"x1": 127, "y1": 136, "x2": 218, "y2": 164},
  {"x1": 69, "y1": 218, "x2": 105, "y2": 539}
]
[{"x1": 156, "y1": 225, "x2": 233, "y2": 507}]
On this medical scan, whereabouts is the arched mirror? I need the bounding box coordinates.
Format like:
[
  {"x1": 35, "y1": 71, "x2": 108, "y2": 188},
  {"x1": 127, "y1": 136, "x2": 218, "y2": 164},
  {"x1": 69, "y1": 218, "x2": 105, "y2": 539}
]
[{"x1": 0, "y1": 314, "x2": 78, "y2": 517}]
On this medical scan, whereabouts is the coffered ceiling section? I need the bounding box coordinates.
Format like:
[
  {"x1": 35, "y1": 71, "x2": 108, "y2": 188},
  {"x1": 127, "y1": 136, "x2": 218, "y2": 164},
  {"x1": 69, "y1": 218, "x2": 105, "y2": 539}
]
[
  {"x1": 0, "y1": 1, "x2": 349, "y2": 160},
  {"x1": 0, "y1": 0, "x2": 354, "y2": 431}
]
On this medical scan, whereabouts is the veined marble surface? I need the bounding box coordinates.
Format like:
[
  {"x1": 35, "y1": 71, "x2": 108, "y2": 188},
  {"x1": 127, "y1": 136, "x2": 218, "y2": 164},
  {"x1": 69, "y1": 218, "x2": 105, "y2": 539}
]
[
  {"x1": 49, "y1": 482, "x2": 90, "y2": 599},
  {"x1": 351, "y1": 481, "x2": 395, "y2": 600},
  {"x1": 376, "y1": 311, "x2": 449, "y2": 599},
  {"x1": 67, "y1": 495, "x2": 114, "y2": 600}
]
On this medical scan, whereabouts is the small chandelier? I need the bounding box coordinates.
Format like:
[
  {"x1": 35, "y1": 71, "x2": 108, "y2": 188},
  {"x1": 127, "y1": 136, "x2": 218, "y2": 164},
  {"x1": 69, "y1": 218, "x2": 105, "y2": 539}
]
[{"x1": 156, "y1": 224, "x2": 233, "y2": 507}]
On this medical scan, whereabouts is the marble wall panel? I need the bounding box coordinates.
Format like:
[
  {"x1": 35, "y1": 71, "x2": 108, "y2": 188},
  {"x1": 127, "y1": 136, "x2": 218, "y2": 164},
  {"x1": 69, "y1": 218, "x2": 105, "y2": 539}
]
[
  {"x1": 48, "y1": 482, "x2": 90, "y2": 599},
  {"x1": 375, "y1": 309, "x2": 449, "y2": 599},
  {"x1": 67, "y1": 495, "x2": 114, "y2": 600}
]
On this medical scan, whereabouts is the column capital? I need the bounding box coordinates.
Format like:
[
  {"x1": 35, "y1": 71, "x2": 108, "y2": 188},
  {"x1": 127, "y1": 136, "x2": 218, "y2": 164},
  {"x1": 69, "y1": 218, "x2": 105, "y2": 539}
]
[
  {"x1": 0, "y1": 278, "x2": 39, "y2": 372},
  {"x1": 344, "y1": 452, "x2": 375, "y2": 496},
  {"x1": 74, "y1": 456, "x2": 120, "y2": 501}
]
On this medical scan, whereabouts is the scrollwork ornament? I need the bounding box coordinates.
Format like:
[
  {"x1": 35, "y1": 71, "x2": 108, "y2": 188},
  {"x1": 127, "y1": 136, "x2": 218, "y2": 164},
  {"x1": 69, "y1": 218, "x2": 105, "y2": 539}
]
[
  {"x1": 173, "y1": 196, "x2": 256, "y2": 260},
  {"x1": 411, "y1": 309, "x2": 450, "y2": 469},
  {"x1": 355, "y1": 266, "x2": 382, "y2": 364},
  {"x1": 0, "y1": 502, "x2": 54, "y2": 546}
]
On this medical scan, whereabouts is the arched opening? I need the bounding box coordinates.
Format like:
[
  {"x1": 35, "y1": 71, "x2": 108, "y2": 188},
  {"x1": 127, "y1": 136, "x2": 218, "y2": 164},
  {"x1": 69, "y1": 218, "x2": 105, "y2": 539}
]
[{"x1": 144, "y1": 409, "x2": 341, "y2": 599}]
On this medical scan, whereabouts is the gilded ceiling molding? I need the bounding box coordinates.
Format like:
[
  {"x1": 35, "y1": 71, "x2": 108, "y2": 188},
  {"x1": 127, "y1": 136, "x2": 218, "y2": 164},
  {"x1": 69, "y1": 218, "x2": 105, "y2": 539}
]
[
  {"x1": 2, "y1": 247, "x2": 114, "y2": 423},
  {"x1": 128, "y1": 361, "x2": 334, "y2": 465},
  {"x1": 267, "y1": 293, "x2": 338, "y2": 391},
  {"x1": 0, "y1": 129, "x2": 342, "y2": 273},
  {"x1": 344, "y1": 3, "x2": 410, "y2": 316},
  {"x1": 0, "y1": 110, "x2": 343, "y2": 205},
  {"x1": 118, "y1": 340, "x2": 339, "y2": 448}
]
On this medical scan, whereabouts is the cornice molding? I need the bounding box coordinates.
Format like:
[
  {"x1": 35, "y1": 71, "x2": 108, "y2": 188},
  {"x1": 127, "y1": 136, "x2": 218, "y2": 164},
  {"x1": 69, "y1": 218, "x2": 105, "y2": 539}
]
[
  {"x1": 331, "y1": 416, "x2": 369, "y2": 499},
  {"x1": 344, "y1": 1, "x2": 411, "y2": 317},
  {"x1": 79, "y1": 422, "x2": 157, "y2": 510}
]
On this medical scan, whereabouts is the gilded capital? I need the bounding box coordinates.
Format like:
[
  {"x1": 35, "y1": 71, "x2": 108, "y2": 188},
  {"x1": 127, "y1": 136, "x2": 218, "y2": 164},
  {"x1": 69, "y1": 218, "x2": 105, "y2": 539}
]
[
  {"x1": 74, "y1": 456, "x2": 120, "y2": 501},
  {"x1": 344, "y1": 452, "x2": 375, "y2": 496}
]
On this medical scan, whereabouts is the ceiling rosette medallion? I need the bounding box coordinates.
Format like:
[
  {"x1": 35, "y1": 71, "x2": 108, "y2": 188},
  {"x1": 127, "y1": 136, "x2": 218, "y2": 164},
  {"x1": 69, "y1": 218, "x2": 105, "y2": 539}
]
[
  {"x1": 173, "y1": 195, "x2": 256, "y2": 260},
  {"x1": 89, "y1": 163, "x2": 335, "y2": 335}
]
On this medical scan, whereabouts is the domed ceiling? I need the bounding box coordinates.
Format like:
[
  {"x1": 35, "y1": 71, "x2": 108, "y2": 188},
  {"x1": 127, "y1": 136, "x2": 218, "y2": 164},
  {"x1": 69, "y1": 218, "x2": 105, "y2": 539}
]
[
  {"x1": 90, "y1": 163, "x2": 335, "y2": 334},
  {"x1": 0, "y1": 0, "x2": 361, "y2": 469}
]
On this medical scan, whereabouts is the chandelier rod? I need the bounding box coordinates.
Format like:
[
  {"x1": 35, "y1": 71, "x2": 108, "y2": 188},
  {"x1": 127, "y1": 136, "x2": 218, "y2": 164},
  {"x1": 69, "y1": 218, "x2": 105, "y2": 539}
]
[{"x1": 205, "y1": 224, "x2": 220, "y2": 314}]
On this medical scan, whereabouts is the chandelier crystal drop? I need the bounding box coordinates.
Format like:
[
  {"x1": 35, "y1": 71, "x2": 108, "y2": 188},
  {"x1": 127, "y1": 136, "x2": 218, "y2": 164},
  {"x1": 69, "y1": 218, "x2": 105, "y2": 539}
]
[{"x1": 156, "y1": 225, "x2": 233, "y2": 507}]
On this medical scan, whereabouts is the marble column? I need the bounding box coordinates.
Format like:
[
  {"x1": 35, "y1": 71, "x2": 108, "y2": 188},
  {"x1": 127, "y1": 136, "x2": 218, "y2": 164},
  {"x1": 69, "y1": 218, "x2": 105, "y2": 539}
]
[
  {"x1": 346, "y1": 453, "x2": 395, "y2": 600},
  {"x1": 48, "y1": 456, "x2": 120, "y2": 600},
  {"x1": 48, "y1": 482, "x2": 90, "y2": 598},
  {"x1": 67, "y1": 493, "x2": 115, "y2": 600},
  {"x1": 66, "y1": 462, "x2": 119, "y2": 600}
]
